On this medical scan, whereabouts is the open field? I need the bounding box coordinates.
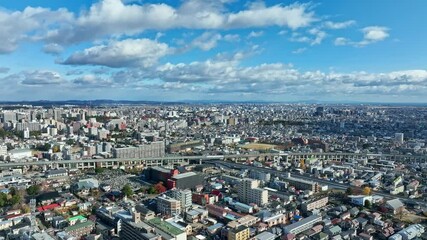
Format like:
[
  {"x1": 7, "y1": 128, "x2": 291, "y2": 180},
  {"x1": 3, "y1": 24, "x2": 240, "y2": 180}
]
[
  {"x1": 401, "y1": 213, "x2": 427, "y2": 223},
  {"x1": 238, "y1": 143, "x2": 276, "y2": 150}
]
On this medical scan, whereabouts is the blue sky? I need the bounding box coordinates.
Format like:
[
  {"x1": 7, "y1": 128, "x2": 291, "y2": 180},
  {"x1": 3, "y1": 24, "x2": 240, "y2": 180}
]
[{"x1": 0, "y1": 0, "x2": 426, "y2": 102}]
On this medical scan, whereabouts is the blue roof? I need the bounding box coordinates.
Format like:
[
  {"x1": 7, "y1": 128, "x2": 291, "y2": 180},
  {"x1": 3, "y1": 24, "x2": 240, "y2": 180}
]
[
  {"x1": 224, "y1": 214, "x2": 237, "y2": 221},
  {"x1": 207, "y1": 223, "x2": 224, "y2": 231}
]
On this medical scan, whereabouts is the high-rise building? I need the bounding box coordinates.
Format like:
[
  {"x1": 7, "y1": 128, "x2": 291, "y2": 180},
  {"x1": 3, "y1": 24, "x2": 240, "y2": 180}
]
[
  {"x1": 166, "y1": 189, "x2": 192, "y2": 212},
  {"x1": 0, "y1": 111, "x2": 17, "y2": 123},
  {"x1": 395, "y1": 133, "x2": 404, "y2": 144},
  {"x1": 156, "y1": 196, "x2": 181, "y2": 216},
  {"x1": 16, "y1": 122, "x2": 41, "y2": 132},
  {"x1": 53, "y1": 109, "x2": 62, "y2": 121},
  {"x1": 237, "y1": 179, "x2": 268, "y2": 206},
  {"x1": 23, "y1": 128, "x2": 30, "y2": 139}
]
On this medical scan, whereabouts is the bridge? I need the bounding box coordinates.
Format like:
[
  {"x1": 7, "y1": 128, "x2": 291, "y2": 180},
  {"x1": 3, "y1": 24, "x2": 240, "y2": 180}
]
[{"x1": 0, "y1": 152, "x2": 426, "y2": 170}]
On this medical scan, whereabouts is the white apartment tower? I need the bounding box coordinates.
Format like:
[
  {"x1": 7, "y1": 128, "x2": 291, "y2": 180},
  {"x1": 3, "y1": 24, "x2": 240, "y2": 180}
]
[{"x1": 238, "y1": 178, "x2": 268, "y2": 206}]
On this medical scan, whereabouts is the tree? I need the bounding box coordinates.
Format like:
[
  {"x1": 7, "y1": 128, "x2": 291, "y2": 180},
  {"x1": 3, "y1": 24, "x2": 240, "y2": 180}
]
[
  {"x1": 154, "y1": 182, "x2": 167, "y2": 194},
  {"x1": 20, "y1": 204, "x2": 31, "y2": 213},
  {"x1": 362, "y1": 186, "x2": 372, "y2": 196},
  {"x1": 364, "y1": 200, "x2": 372, "y2": 209},
  {"x1": 52, "y1": 145, "x2": 60, "y2": 153},
  {"x1": 95, "y1": 167, "x2": 104, "y2": 174},
  {"x1": 147, "y1": 186, "x2": 156, "y2": 194},
  {"x1": 10, "y1": 194, "x2": 21, "y2": 206},
  {"x1": 0, "y1": 193, "x2": 7, "y2": 207},
  {"x1": 121, "y1": 184, "x2": 133, "y2": 197},
  {"x1": 27, "y1": 185, "x2": 41, "y2": 196},
  {"x1": 66, "y1": 139, "x2": 75, "y2": 145},
  {"x1": 37, "y1": 143, "x2": 51, "y2": 152},
  {"x1": 345, "y1": 187, "x2": 354, "y2": 196}
]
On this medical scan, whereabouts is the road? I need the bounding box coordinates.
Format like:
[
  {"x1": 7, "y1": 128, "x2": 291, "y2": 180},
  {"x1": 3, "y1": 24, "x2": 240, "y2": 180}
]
[{"x1": 213, "y1": 160, "x2": 427, "y2": 206}]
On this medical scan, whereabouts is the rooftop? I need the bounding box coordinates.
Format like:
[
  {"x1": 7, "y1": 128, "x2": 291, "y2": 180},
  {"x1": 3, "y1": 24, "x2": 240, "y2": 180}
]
[
  {"x1": 68, "y1": 215, "x2": 87, "y2": 222},
  {"x1": 65, "y1": 220, "x2": 94, "y2": 232},
  {"x1": 172, "y1": 172, "x2": 197, "y2": 179},
  {"x1": 283, "y1": 215, "x2": 322, "y2": 233},
  {"x1": 146, "y1": 217, "x2": 184, "y2": 236}
]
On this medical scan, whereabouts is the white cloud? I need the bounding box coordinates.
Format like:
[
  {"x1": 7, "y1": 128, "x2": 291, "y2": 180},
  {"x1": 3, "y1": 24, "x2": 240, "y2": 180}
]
[
  {"x1": 5, "y1": 70, "x2": 66, "y2": 85},
  {"x1": 292, "y1": 47, "x2": 307, "y2": 54},
  {"x1": 278, "y1": 30, "x2": 287, "y2": 35},
  {"x1": 226, "y1": 3, "x2": 314, "y2": 29},
  {"x1": 362, "y1": 26, "x2": 389, "y2": 42},
  {"x1": 334, "y1": 37, "x2": 349, "y2": 46},
  {"x1": 0, "y1": 0, "x2": 316, "y2": 52},
  {"x1": 72, "y1": 74, "x2": 112, "y2": 87},
  {"x1": 290, "y1": 28, "x2": 326, "y2": 45},
  {"x1": 46, "y1": 0, "x2": 315, "y2": 45},
  {"x1": 308, "y1": 28, "x2": 326, "y2": 45},
  {"x1": 323, "y1": 20, "x2": 356, "y2": 29},
  {"x1": 0, "y1": 6, "x2": 73, "y2": 53},
  {"x1": 334, "y1": 26, "x2": 390, "y2": 47},
  {"x1": 109, "y1": 55, "x2": 427, "y2": 96},
  {"x1": 248, "y1": 31, "x2": 264, "y2": 38},
  {"x1": 61, "y1": 38, "x2": 172, "y2": 68},
  {"x1": 223, "y1": 34, "x2": 240, "y2": 42},
  {"x1": 42, "y1": 43, "x2": 64, "y2": 55},
  {"x1": 189, "y1": 32, "x2": 222, "y2": 51}
]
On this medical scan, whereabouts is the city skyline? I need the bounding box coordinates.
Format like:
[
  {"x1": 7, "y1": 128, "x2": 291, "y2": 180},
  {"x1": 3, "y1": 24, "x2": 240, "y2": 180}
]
[{"x1": 0, "y1": 0, "x2": 427, "y2": 102}]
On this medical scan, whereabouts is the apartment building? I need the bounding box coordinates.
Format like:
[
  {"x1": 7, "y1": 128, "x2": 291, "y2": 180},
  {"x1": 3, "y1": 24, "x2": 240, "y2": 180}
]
[
  {"x1": 238, "y1": 179, "x2": 268, "y2": 206},
  {"x1": 157, "y1": 196, "x2": 181, "y2": 216},
  {"x1": 301, "y1": 196, "x2": 329, "y2": 212},
  {"x1": 284, "y1": 173, "x2": 321, "y2": 193},
  {"x1": 228, "y1": 226, "x2": 250, "y2": 240},
  {"x1": 166, "y1": 189, "x2": 192, "y2": 212},
  {"x1": 112, "y1": 141, "x2": 165, "y2": 158}
]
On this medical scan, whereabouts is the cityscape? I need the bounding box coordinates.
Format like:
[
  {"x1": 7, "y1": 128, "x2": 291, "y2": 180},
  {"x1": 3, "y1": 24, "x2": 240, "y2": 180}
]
[
  {"x1": 0, "y1": 103, "x2": 426, "y2": 240},
  {"x1": 1, "y1": 0, "x2": 427, "y2": 240}
]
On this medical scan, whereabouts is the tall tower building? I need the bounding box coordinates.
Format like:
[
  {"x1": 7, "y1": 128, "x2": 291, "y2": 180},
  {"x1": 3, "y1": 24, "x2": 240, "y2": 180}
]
[{"x1": 23, "y1": 128, "x2": 30, "y2": 139}]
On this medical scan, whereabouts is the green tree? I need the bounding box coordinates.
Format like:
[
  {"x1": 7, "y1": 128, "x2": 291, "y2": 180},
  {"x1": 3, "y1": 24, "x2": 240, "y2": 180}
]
[
  {"x1": 121, "y1": 184, "x2": 133, "y2": 197},
  {"x1": 345, "y1": 187, "x2": 353, "y2": 196},
  {"x1": 9, "y1": 194, "x2": 21, "y2": 205},
  {"x1": 21, "y1": 204, "x2": 31, "y2": 213},
  {"x1": 37, "y1": 143, "x2": 51, "y2": 151},
  {"x1": 147, "y1": 186, "x2": 156, "y2": 194},
  {"x1": 95, "y1": 167, "x2": 104, "y2": 174},
  {"x1": 364, "y1": 200, "x2": 372, "y2": 209},
  {"x1": 27, "y1": 185, "x2": 41, "y2": 196},
  {"x1": 0, "y1": 193, "x2": 7, "y2": 207}
]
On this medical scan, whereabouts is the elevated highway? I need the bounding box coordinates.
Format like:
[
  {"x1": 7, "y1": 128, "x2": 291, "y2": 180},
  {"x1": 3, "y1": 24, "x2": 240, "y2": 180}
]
[{"x1": 0, "y1": 152, "x2": 425, "y2": 170}]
